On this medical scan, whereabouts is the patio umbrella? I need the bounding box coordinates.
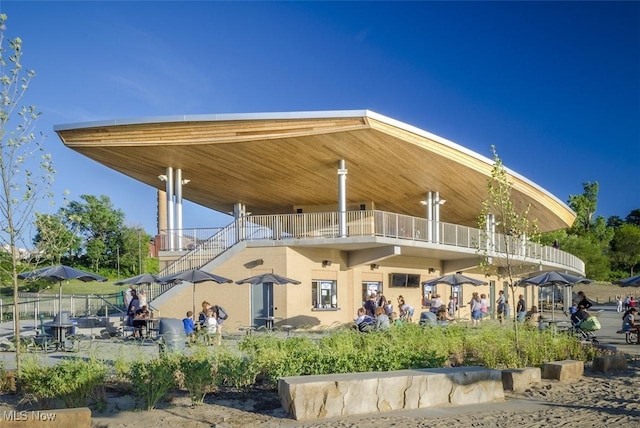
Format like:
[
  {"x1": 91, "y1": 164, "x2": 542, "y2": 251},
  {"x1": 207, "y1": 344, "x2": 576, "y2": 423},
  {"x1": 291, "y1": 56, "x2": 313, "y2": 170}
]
[
  {"x1": 518, "y1": 271, "x2": 593, "y2": 319},
  {"x1": 159, "y1": 269, "x2": 233, "y2": 315},
  {"x1": 236, "y1": 273, "x2": 301, "y2": 325},
  {"x1": 615, "y1": 274, "x2": 640, "y2": 287},
  {"x1": 114, "y1": 273, "x2": 162, "y2": 286},
  {"x1": 235, "y1": 273, "x2": 301, "y2": 286},
  {"x1": 18, "y1": 265, "x2": 107, "y2": 317},
  {"x1": 421, "y1": 273, "x2": 487, "y2": 287}
]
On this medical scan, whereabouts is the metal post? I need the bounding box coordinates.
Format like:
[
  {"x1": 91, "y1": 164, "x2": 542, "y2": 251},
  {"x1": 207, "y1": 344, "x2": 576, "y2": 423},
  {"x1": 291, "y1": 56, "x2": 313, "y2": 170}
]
[
  {"x1": 427, "y1": 192, "x2": 433, "y2": 242},
  {"x1": 166, "y1": 167, "x2": 175, "y2": 250},
  {"x1": 175, "y1": 168, "x2": 183, "y2": 250},
  {"x1": 434, "y1": 192, "x2": 441, "y2": 243},
  {"x1": 338, "y1": 160, "x2": 348, "y2": 237}
]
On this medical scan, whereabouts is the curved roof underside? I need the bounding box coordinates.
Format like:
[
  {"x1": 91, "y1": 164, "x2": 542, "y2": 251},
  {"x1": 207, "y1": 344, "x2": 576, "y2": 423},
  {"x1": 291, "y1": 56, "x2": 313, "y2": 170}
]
[{"x1": 55, "y1": 110, "x2": 575, "y2": 232}]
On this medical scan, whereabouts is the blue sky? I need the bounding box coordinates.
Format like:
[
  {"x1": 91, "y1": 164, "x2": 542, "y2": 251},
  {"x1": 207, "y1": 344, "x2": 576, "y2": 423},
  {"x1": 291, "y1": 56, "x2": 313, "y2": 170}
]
[{"x1": 1, "y1": 1, "x2": 638, "y2": 236}]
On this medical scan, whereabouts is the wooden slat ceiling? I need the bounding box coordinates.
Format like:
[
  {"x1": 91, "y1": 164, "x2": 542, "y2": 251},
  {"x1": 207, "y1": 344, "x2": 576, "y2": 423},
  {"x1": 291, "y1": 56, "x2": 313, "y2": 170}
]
[{"x1": 55, "y1": 112, "x2": 575, "y2": 232}]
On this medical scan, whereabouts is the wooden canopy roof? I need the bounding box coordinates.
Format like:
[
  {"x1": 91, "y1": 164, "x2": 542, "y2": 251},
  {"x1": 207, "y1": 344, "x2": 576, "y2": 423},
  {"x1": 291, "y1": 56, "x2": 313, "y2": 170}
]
[{"x1": 55, "y1": 110, "x2": 575, "y2": 232}]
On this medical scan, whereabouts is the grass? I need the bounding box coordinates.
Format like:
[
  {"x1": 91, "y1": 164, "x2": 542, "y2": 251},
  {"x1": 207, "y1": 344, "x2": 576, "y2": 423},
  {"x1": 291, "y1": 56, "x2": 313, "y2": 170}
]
[{"x1": 1, "y1": 279, "x2": 126, "y2": 297}]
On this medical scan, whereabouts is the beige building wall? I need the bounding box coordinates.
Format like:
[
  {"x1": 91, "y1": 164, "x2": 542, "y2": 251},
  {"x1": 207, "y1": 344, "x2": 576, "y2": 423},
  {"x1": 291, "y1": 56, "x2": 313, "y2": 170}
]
[{"x1": 151, "y1": 245, "x2": 538, "y2": 329}]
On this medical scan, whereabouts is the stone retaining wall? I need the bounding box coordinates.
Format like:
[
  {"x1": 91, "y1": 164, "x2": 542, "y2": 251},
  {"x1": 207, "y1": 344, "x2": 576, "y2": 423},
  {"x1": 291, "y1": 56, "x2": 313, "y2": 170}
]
[{"x1": 278, "y1": 366, "x2": 504, "y2": 420}]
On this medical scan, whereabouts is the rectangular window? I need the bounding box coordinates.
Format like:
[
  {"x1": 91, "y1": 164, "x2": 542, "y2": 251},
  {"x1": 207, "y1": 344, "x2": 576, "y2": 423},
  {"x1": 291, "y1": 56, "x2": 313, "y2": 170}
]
[
  {"x1": 362, "y1": 281, "x2": 382, "y2": 304},
  {"x1": 312, "y1": 280, "x2": 337, "y2": 309},
  {"x1": 389, "y1": 273, "x2": 420, "y2": 288}
]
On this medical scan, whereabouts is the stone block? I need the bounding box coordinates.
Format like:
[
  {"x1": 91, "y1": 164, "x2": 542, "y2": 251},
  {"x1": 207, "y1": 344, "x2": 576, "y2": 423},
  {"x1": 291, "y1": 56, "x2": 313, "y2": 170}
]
[
  {"x1": 2, "y1": 407, "x2": 91, "y2": 428},
  {"x1": 592, "y1": 355, "x2": 628, "y2": 374},
  {"x1": 542, "y1": 360, "x2": 584, "y2": 383},
  {"x1": 501, "y1": 367, "x2": 541, "y2": 391},
  {"x1": 278, "y1": 366, "x2": 504, "y2": 420}
]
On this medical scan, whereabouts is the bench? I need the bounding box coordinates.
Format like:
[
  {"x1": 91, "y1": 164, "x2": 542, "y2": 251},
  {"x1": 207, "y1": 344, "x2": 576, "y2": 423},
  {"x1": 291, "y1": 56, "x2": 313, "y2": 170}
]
[{"x1": 278, "y1": 366, "x2": 504, "y2": 420}]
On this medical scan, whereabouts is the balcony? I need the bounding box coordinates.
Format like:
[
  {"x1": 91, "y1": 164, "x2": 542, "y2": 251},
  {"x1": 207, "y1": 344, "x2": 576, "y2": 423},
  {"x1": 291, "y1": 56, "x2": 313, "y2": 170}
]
[{"x1": 157, "y1": 210, "x2": 584, "y2": 276}]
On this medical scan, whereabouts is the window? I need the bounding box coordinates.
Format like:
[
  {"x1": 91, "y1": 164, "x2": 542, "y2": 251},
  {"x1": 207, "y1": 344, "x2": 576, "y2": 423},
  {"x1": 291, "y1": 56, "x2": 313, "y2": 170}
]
[
  {"x1": 312, "y1": 280, "x2": 337, "y2": 309},
  {"x1": 390, "y1": 273, "x2": 420, "y2": 288},
  {"x1": 362, "y1": 281, "x2": 382, "y2": 304}
]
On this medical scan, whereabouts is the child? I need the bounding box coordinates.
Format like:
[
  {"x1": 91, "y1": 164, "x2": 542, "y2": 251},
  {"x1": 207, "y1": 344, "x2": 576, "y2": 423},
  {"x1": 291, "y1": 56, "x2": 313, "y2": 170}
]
[
  {"x1": 205, "y1": 307, "x2": 218, "y2": 345},
  {"x1": 182, "y1": 311, "x2": 195, "y2": 340}
]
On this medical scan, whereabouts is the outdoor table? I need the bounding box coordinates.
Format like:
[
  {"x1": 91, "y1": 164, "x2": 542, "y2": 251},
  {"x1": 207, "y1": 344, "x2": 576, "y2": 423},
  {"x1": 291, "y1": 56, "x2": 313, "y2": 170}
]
[
  {"x1": 45, "y1": 322, "x2": 75, "y2": 350},
  {"x1": 255, "y1": 316, "x2": 280, "y2": 330}
]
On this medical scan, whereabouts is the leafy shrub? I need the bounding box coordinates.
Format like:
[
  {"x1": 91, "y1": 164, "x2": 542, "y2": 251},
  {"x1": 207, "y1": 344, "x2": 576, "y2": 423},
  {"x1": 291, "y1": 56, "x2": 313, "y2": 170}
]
[
  {"x1": 214, "y1": 349, "x2": 259, "y2": 389},
  {"x1": 177, "y1": 353, "x2": 215, "y2": 405},
  {"x1": 19, "y1": 357, "x2": 107, "y2": 408},
  {"x1": 238, "y1": 322, "x2": 603, "y2": 386},
  {"x1": 129, "y1": 354, "x2": 178, "y2": 410}
]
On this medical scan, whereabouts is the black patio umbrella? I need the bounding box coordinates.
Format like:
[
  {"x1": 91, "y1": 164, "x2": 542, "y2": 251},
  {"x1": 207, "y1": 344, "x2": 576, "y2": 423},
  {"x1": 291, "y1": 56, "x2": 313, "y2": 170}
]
[
  {"x1": 236, "y1": 273, "x2": 301, "y2": 323},
  {"x1": 421, "y1": 273, "x2": 487, "y2": 287},
  {"x1": 18, "y1": 265, "x2": 107, "y2": 316},
  {"x1": 235, "y1": 273, "x2": 301, "y2": 286},
  {"x1": 114, "y1": 273, "x2": 162, "y2": 286},
  {"x1": 518, "y1": 271, "x2": 593, "y2": 319},
  {"x1": 159, "y1": 269, "x2": 233, "y2": 315},
  {"x1": 615, "y1": 274, "x2": 640, "y2": 287}
]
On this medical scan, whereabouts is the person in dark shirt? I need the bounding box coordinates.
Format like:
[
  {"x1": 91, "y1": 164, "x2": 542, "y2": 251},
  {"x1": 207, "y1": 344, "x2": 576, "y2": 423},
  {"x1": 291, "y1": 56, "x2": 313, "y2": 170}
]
[
  {"x1": 571, "y1": 305, "x2": 590, "y2": 325},
  {"x1": 363, "y1": 294, "x2": 377, "y2": 317},
  {"x1": 576, "y1": 291, "x2": 593, "y2": 310}
]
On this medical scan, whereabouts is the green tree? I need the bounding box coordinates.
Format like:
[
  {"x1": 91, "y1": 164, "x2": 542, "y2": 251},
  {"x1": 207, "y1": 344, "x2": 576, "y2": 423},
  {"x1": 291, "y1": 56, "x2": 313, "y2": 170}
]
[
  {"x1": 477, "y1": 146, "x2": 539, "y2": 346},
  {"x1": 565, "y1": 182, "x2": 613, "y2": 280},
  {"x1": 0, "y1": 15, "x2": 55, "y2": 370},
  {"x1": 568, "y1": 182, "x2": 599, "y2": 235},
  {"x1": 626, "y1": 209, "x2": 640, "y2": 226},
  {"x1": 33, "y1": 211, "x2": 81, "y2": 263},
  {"x1": 116, "y1": 225, "x2": 152, "y2": 276},
  {"x1": 62, "y1": 194, "x2": 124, "y2": 271},
  {"x1": 610, "y1": 223, "x2": 640, "y2": 276}
]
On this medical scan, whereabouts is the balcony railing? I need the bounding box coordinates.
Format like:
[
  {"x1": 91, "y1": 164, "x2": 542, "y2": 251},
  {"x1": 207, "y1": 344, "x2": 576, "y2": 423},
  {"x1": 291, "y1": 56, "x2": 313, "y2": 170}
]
[{"x1": 158, "y1": 210, "x2": 584, "y2": 276}]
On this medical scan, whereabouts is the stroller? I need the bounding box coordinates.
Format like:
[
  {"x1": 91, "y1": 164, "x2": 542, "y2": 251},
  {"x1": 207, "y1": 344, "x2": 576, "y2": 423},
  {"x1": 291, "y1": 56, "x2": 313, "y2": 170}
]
[{"x1": 567, "y1": 310, "x2": 601, "y2": 344}]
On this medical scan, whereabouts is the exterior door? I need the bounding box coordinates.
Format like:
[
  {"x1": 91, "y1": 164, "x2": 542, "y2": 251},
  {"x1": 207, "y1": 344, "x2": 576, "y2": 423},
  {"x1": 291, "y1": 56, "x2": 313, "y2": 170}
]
[{"x1": 251, "y1": 282, "x2": 274, "y2": 325}]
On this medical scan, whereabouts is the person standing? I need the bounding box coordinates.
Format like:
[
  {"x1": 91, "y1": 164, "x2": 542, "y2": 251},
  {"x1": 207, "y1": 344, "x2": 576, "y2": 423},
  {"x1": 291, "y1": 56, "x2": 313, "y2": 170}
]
[
  {"x1": 364, "y1": 294, "x2": 377, "y2": 317},
  {"x1": 205, "y1": 307, "x2": 218, "y2": 345},
  {"x1": 616, "y1": 296, "x2": 623, "y2": 313},
  {"x1": 480, "y1": 293, "x2": 489, "y2": 320},
  {"x1": 516, "y1": 295, "x2": 526, "y2": 322},
  {"x1": 496, "y1": 290, "x2": 506, "y2": 324},
  {"x1": 448, "y1": 295, "x2": 457, "y2": 318},
  {"x1": 138, "y1": 288, "x2": 148, "y2": 308},
  {"x1": 469, "y1": 292, "x2": 482, "y2": 327},
  {"x1": 576, "y1": 291, "x2": 593, "y2": 310},
  {"x1": 182, "y1": 311, "x2": 195, "y2": 340}
]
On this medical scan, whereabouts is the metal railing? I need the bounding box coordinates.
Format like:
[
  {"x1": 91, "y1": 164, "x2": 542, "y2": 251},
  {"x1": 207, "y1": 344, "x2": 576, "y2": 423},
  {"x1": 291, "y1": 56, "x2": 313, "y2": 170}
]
[
  {"x1": 0, "y1": 292, "x2": 126, "y2": 324},
  {"x1": 158, "y1": 210, "x2": 585, "y2": 276}
]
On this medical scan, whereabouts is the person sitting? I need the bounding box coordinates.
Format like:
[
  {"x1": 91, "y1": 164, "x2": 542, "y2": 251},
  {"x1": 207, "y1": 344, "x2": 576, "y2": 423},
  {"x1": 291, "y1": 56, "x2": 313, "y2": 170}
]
[
  {"x1": 389, "y1": 311, "x2": 402, "y2": 326},
  {"x1": 182, "y1": 311, "x2": 195, "y2": 340},
  {"x1": 132, "y1": 305, "x2": 149, "y2": 338},
  {"x1": 525, "y1": 305, "x2": 541, "y2": 327},
  {"x1": 354, "y1": 307, "x2": 374, "y2": 332},
  {"x1": 621, "y1": 307, "x2": 638, "y2": 333},
  {"x1": 419, "y1": 311, "x2": 437, "y2": 326},
  {"x1": 374, "y1": 306, "x2": 390, "y2": 330},
  {"x1": 436, "y1": 304, "x2": 449, "y2": 323}
]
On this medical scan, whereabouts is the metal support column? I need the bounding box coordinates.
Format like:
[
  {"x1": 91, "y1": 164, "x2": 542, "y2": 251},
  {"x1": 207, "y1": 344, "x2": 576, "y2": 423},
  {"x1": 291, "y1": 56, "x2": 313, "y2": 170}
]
[{"x1": 338, "y1": 160, "x2": 348, "y2": 237}]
